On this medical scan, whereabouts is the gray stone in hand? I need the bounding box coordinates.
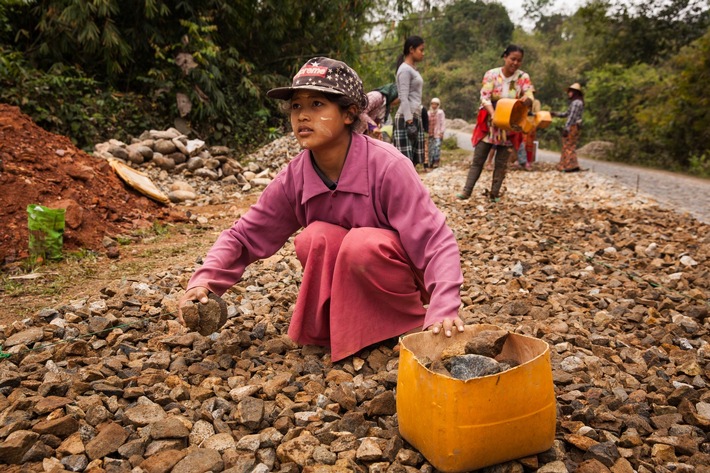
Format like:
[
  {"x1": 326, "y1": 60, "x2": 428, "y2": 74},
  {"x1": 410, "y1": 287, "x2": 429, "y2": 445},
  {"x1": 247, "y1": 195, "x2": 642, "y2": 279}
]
[{"x1": 181, "y1": 293, "x2": 228, "y2": 335}]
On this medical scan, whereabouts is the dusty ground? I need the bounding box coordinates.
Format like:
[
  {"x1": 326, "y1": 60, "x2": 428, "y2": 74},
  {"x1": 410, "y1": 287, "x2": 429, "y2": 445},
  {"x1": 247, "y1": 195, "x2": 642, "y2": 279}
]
[
  {"x1": 0, "y1": 103, "x2": 237, "y2": 324},
  {"x1": 1, "y1": 143, "x2": 708, "y2": 472},
  {"x1": 0, "y1": 199, "x2": 255, "y2": 325},
  {"x1": 2, "y1": 114, "x2": 707, "y2": 329}
]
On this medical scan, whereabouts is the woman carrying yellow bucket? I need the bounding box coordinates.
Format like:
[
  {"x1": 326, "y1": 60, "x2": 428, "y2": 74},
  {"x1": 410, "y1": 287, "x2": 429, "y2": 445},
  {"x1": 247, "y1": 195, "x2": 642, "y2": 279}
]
[{"x1": 456, "y1": 44, "x2": 535, "y2": 202}]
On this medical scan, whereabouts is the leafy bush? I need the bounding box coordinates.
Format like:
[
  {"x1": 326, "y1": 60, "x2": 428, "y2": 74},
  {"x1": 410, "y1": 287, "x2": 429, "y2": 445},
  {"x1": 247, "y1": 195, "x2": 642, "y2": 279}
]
[
  {"x1": 635, "y1": 29, "x2": 710, "y2": 169},
  {"x1": 441, "y1": 136, "x2": 459, "y2": 150},
  {"x1": 1, "y1": 0, "x2": 376, "y2": 155},
  {"x1": 689, "y1": 151, "x2": 710, "y2": 178},
  {"x1": 584, "y1": 63, "x2": 660, "y2": 140},
  {"x1": 0, "y1": 49, "x2": 162, "y2": 150}
]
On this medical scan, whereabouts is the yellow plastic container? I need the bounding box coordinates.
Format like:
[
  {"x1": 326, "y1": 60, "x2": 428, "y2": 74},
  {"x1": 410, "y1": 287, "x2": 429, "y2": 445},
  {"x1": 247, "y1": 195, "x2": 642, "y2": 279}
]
[
  {"x1": 492, "y1": 98, "x2": 529, "y2": 132},
  {"x1": 397, "y1": 325, "x2": 556, "y2": 472},
  {"x1": 534, "y1": 111, "x2": 553, "y2": 129},
  {"x1": 522, "y1": 115, "x2": 535, "y2": 134}
]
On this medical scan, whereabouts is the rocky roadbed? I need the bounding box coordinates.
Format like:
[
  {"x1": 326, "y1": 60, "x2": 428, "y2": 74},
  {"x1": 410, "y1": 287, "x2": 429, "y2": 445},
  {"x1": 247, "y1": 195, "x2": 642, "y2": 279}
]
[{"x1": 0, "y1": 139, "x2": 709, "y2": 473}]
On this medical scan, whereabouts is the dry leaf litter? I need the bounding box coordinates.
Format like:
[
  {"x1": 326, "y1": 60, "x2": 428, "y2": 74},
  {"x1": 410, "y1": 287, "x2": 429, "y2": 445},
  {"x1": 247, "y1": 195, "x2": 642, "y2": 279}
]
[{"x1": 0, "y1": 122, "x2": 708, "y2": 473}]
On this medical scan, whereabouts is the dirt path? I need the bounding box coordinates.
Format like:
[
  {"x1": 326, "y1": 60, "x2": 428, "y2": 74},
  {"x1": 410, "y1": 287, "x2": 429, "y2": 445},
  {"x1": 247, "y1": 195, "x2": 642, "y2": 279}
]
[{"x1": 447, "y1": 129, "x2": 710, "y2": 224}]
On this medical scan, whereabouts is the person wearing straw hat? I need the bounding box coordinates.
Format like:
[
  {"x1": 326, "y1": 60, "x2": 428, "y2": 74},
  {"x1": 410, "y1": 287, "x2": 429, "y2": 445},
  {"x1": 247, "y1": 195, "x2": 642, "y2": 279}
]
[
  {"x1": 456, "y1": 44, "x2": 534, "y2": 202},
  {"x1": 551, "y1": 83, "x2": 584, "y2": 172},
  {"x1": 177, "y1": 57, "x2": 465, "y2": 362}
]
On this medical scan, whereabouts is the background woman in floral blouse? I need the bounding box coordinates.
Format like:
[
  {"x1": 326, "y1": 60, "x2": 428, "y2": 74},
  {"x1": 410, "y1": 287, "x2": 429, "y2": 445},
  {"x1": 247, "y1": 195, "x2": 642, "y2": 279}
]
[{"x1": 457, "y1": 44, "x2": 534, "y2": 202}]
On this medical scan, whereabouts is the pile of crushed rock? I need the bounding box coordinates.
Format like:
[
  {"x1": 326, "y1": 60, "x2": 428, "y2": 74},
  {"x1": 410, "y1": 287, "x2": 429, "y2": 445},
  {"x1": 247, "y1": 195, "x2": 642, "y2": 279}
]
[
  {"x1": 94, "y1": 131, "x2": 302, "y2": 205},
  {"x1": 0, "y1": 151, "x2": 708, "y2": 472}
]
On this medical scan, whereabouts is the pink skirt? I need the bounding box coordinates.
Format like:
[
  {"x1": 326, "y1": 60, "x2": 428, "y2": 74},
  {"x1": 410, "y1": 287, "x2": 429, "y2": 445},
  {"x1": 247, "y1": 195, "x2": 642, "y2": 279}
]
[{"x1": 288, "y1": 221, "x2": 429, "y2": 361}]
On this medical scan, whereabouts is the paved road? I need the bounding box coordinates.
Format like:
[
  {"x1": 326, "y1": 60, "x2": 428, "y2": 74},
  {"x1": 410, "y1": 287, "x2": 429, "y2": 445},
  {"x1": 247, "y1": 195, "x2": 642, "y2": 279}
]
[{"x1": 447, "y1": 129, "x2": 710, "y2": 224}]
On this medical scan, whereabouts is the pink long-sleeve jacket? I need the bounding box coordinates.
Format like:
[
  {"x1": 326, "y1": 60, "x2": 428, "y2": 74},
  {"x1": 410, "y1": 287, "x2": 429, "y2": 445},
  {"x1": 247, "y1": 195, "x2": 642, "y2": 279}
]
[{"x1": 187, "y1": 133, "x2": 463, "y2": 328}]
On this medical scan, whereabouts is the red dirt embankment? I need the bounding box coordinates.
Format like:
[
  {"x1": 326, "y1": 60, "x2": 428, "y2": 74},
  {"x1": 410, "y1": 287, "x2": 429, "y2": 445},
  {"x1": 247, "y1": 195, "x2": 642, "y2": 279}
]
[{"x1": 0, "y1": 104, "x2": 181, "y2": 265}]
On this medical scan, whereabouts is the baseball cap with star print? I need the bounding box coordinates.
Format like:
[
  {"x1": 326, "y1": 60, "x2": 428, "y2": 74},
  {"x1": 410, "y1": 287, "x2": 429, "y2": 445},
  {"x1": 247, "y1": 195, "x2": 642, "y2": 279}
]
[{"x1": 267, "y1": 57, "x2": 368, "y2": 112}]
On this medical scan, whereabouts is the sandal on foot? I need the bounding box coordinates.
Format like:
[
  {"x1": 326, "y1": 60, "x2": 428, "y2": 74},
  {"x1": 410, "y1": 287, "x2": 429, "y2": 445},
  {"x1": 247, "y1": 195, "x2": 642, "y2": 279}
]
[{"x1": 456, "y1": 193, "x2": 470, "y2": 200}]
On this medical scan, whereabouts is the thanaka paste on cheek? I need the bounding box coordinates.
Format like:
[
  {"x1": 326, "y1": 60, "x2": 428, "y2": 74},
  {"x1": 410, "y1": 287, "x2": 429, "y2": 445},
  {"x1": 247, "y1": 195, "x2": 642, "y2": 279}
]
[{"x1": 315, "y1": 121, "x2": 334, "y2": 137}]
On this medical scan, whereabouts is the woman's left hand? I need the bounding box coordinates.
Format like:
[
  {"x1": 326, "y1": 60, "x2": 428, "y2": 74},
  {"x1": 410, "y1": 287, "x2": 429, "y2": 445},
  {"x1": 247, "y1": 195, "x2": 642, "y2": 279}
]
[{"x1": 429, "y1": 317, "x2": 465, "y2": 337}]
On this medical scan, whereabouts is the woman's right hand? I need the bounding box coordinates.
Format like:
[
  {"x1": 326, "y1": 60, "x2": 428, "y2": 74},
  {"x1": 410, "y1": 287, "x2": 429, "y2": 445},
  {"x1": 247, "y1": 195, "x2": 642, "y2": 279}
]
[
  {"x1": 177, "y1": 286, "x2": 210, "y2": 325},
  {"x1": 429, "y1": 316, "x2": 465, "y2": 337}
]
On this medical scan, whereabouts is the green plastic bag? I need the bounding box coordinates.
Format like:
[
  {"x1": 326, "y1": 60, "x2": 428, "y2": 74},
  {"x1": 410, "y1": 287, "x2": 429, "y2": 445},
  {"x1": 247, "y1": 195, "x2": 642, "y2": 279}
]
[{"x1": 27, "y1": 204, "x2": 66, "y2": 261}]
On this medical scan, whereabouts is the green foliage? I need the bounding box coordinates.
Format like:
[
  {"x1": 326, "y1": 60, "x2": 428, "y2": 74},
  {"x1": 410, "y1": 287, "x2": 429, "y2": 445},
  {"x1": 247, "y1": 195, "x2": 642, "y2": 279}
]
[
  {"x1": 1, "y1": 0, "x2": 377, "y2": 153},
  {"x1": 0, "y1": 276, "x2": 24, "y2": 297},
  {"x1": 115, "y1": 235, "x2": 133, "y2": 246},
  {"x1": 0, "y1": 48, "x2": 161, "y2": 149},
  {"x1": 509, "y1": 2, "x2": 710, "y2": 175},
  {"x1": 641, "y1": 28, "x2": 710, "y2": 166},
  {"x1": 423, "y1": 58, "x2": 492, "y2": 121},
  {"x1": 132, "y1": 220, "x2": 172, "y2": 240},
  {"x1": 394, "y1": 1, "x2": 516, "y2": 121},
  {"x1": 560, "y1": 23, "x2": 709, "y2": 173},
  {"x1": 65, "y1": 248, "x2": 99, "y2": 263},
  {"x1": 21, "y1": 0, "x2": 136, "y2": 77},
  {"x1": 0, "y1": 1, "x2": 19, "y2": 36},
  {"x1": 577, "y1": 27, "x2": 710, "y2": 171},
  {"x1": 688, "y1": 152, "x2": 710, "y2": 178},
  {"x1": 428, "y1": 0, "x2": 514, "y2": 63},
  {"x1": 581, "y1": 0, "x2": 710, "y2": 67},
  {"x1": 584, "y1": 63, "x2": 660, "y2": 139},
  {"x1": 358, "y1": 35, "x2": 402, "y2": 91},
  {"x1": 441, "y1": 135, "x2": 458, "y2": 150},
  {"x1": 514, "y1": 7, "x2": 601, "y2": 108},
  {"x1": 578, "y1": 63, "x2": 668, "y2": 167},
  {"x1": 1, "y1": 0, "x2": 709, "y2": 177}
]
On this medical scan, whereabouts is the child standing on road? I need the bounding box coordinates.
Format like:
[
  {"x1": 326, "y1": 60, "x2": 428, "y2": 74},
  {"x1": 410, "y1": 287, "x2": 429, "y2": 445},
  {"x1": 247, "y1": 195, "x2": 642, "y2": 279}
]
[
  {"x1": 178, "y1": 57, "x2": 464, "y2": 362},
  {"x1": 428, "y1": 98, "x2": 446, "y2": 168}
]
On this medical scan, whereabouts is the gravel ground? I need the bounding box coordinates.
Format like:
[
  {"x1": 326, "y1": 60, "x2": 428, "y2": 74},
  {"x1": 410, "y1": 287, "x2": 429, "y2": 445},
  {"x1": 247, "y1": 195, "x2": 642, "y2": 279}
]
[
  {"x1": 0, "y1": 134, "x2": 708, "y2": 473},
  {"x1": 446, "y1": 130, "x2": 710, "y2": 224}
]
